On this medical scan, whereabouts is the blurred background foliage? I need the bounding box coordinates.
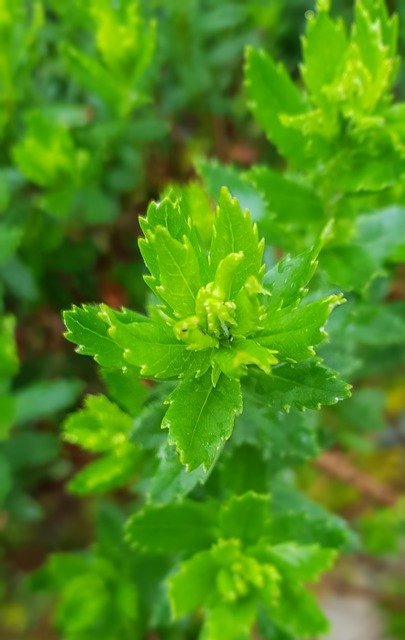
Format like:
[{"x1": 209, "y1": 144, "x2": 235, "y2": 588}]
[{"x1": 0, "y1": 0, "x2": 404, "y2": 638}]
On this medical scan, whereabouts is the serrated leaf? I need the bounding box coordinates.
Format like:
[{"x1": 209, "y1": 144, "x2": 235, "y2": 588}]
[
  {"x1": 245, "y1": 47, "x2": 307, "y2": 164},
  {"x1": 152, "y1": 227, "x2": 202, "y2": 317},
  {"x1": 163, "y1": 370, "x2": 243, "y2": 470},
  {"x1": 63, "y1": 395, "x2": 133, "y2": 454},
  {"x1": 219, "y1": 492, "x2": 270, "y2": 547},
  {"x1": 264, "y1": 247, "x2": 319, "y2": 311},
  {"x1": 251, "y1": 360, "x2": 351, "y2": 411},
  {"x1": 106, "y1": 314, "x2": 211, "y2": 379},
  {"x1": 249, "y1": 167, "x2": 325, "y2": 230},
  {"x1": 63, "y1": 305, "x2": 125, "y2": 368},
  {"x1": 301, "y1": 7, "x2": 347, "y2": 102},
  {"x1": 258, "y1": 295, "x2": 343, "y2": 361},
  {"x1": 213, "y1": 339, "x2": 278, "y2": 378},
  {"x1": 210, "y1": 187, "x2": 264, "y2": 287},
  {"x1": 126, "y1": 501, "x2": 218, "y2": 555},
  {"x1": 233, "y1": 394, "x2": 320, "y2": 470}
]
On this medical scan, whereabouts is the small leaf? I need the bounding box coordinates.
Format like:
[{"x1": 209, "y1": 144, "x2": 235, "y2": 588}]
[
  {"x1": 245, "y1": 47, "x2": 307, "y2": 164},
  {"x1": 63, "y1": 395, "x2": 133, "y2": 454},
  {"x1": 210, "y1": 188, "x2": 264, "y2": 288}
]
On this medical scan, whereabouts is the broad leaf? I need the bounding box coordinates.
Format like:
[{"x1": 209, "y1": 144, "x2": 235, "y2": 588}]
[
  {"x1": 163, "y1": 370, "x2": 243, "y2": 470},
  {"x1": 251, "y1": 360, "x2": 351, "y2": 411},
  {"x1": 126, "y1": 501, "x2": 218, "y2": 555}
]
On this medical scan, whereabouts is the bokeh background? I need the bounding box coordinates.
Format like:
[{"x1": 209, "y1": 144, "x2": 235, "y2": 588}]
[{"x1": 0, "y1": 1, "x2": 404, "y2": 638}]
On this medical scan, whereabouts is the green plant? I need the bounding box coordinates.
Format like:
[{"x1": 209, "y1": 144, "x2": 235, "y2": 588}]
[{"x1": 48, "y1": 188, "x2": 353, "y2": 639}]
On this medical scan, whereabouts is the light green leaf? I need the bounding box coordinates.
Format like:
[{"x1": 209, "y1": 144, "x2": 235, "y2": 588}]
[
  {"x1": 152, "y1": 226, "x2": 202, "y2": 317},
  {"x1": 210, "y1": 188, "x2": 264, "y2": 288},
  {"x1": 258, "y1": 295, "x2": 343, "y2": 361},
  {"x1": 262, "y1": 543, "x2": 336, "y2": 582},
  {"x1": 63, "y1": 395, "x2": 133, "y2": 454},
  {"x1": 106, "y1": 315, "x2": 211, "y2": 379},
  {"x1": 163, "y1": 370, "x2": 243, "y2": 470},
  {"x1": 68, "y1": 449, "x2": 140, "y2": 495},
  {"x1": 213, "y1": 339, "x2": 278, "y2": 378},
  {"x1": 245, "y1": 47, "x2": 307, "y2": 164},
  {"x1": 63, "y1": 305, "x2": 126, "y2": 368},
  {"x1": 100, "y1": 368, "x2": 148, "y2": 417},
  {"x1": 145, "y1": 443, "x2": 208, "y2": 504},
  {"x1": 169, "y1": 548, "x2": 217, "y2": 617},
  {"x1": 301, "y1": 7, "x2": 347, "y2": 102},
  {"x1": 0, "y1": 315, "x2": 18, "y2": 382}
]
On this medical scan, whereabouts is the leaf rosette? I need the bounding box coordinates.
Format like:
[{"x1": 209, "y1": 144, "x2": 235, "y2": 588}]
[{"x1": 64, "y1": 188, "x2": 349, "y2": 469}]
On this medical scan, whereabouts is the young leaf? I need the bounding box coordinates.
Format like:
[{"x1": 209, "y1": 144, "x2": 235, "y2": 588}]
[
  {"x1": 245, "y1": 47, "x2": 307, "y2": 165},
  {"x1": 63, "y1": 395, "x2": 133, "y2": 454},
  {"x1": 163, "y1": 370, "x2": 243, "y2": 470},
  {"x1": 209, "y1": 187, "x2": 265, "y2": 287}
]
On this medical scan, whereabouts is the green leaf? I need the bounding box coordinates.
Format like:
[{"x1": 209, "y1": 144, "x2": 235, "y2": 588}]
[
  {"x1": 126, "y1": 501, "x2": 218, "y2": 555},
  {"x1": 63, "y1": 395, "x2": 133, "y2": 454},
  {"x1": 264, "y1": 246, "x2": 319, "y2": 311},
  {"x1": 152, "y1": 227, "x2": 202, "y2": 317},
  {"x1": 233, "y1": 395, "x2": 320, "y2": 470},
  {"x1": 14, "y1": 379, "x2": 82, "y2": 425},
  {"x1": 0, "y1": 395, "x2": 16, "y2": 440},
  {"x1": 0, "y1": 315, "x2": 18, "y2": 382},
  {"x1": 68, "y1": 449, "x2": 140, "y2": 495},
  {"x1": 0, "y1": 226, "x2": 22, "y2": 266},
  {"x1": 169, "y1": 548, "x2": 217, "y2": 617},
  {"x1": 219, "y1": 492, "x2": 270, "y2": 547},
  {"x1": 105, "y1": 313, "x2": 211, "y2": 379},
  {"x1": 249, "y1": 167, "x2": 325, "y2": 229},
  {"x1": 0, "y1": 452, "x2": 11, "y2": 505},
  {"x1": 63, "y1": 305, "x2": 126, "y2": 368},
  {"x1": 213, "y1": 339, "x2": 278, "y2": 378},
  {"x1": 210, "y1": 188, "x2": 265, "y2": 287},
  {"x1": 301, "y1": 6, "x2": 347, "y2": 102},
  {"x1": 262, "y1": 542, "x2": 336, "y2": 582},
  {"x1": 267, "y1": 582, "x2": 329, "y2": 638},
  {"x1": 251, "y1": 360, "x2": 351, "y2": 411},
  {"x1": 100, "y1": 369, "x2": 148, "y2": 417},
  {"x1": 245, "y1": 47, "x2": 307, "y2": 164},
  {"x1": 163, "y1": 370, "x2": 243, "y2": 470},
  {"x1": 258, "y1": 295, "x2": 343, "y2": 361},
  {"x1": 145, "y1": 443, "x2": 208, "y2": 504}
]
